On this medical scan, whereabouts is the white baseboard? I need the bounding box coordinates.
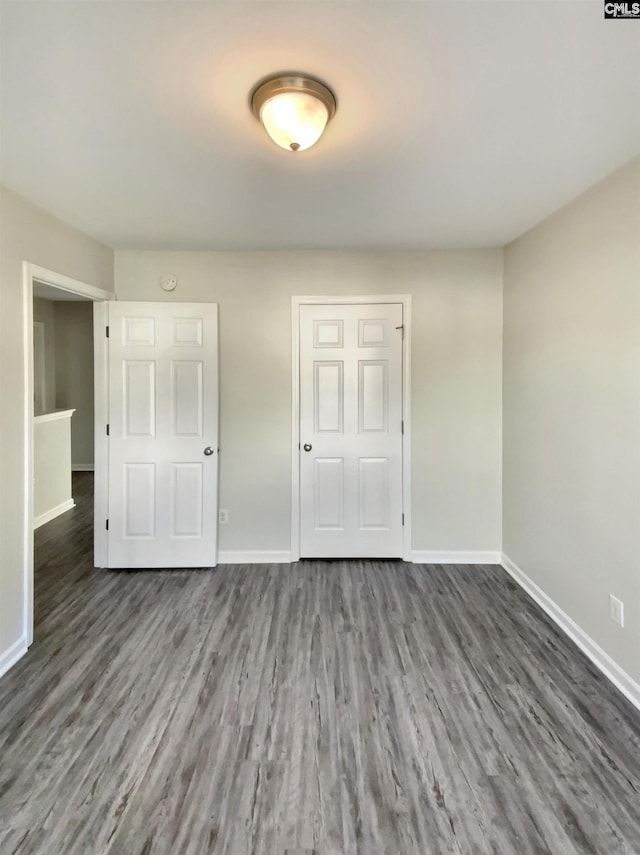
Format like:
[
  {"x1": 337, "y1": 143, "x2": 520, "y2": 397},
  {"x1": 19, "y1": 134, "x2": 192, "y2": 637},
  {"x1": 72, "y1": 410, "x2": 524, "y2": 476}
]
[
  {"x1": 216, "y1": 550, "x2": 502, "y2": 566},
  {"x1": 501, "y1": 553, "x2": 640, "y2": 712},
  {"x1": 217, "y1": 550, "x2": 292, "y2": 564},
  {"x1": 34, "y1": 498, "x2": 75, "y2": 529},
  {"x1": 0, "y1": 636, "x2": 28, "y2": 679},
  {"x1": 412, "y1": 550, "x2": 502, "y2": 565},
  {"x1": 72, "y1": 463, "x2": 94, "y2": 472}
]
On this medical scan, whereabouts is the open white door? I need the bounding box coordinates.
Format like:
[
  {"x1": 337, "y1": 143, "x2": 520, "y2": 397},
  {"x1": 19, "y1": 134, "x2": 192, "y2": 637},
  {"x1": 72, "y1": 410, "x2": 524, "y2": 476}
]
[
  {"x1": 105, "y1": 302, "x2": 218, "y2": 568},
  {"x1": 299, "y1": 302, "x2": 404, "y2": 558}
]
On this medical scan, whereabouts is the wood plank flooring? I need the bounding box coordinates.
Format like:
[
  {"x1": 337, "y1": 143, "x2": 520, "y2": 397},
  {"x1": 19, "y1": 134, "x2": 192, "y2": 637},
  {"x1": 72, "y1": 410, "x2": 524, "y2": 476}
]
[{"x1": 0, "y1": 473, "x2": 639, "y2": 854}]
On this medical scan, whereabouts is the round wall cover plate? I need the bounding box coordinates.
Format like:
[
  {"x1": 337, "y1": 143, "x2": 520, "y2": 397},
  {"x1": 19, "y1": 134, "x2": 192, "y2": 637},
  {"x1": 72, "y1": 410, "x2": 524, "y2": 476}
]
[{"x1": 160, "y1": 274, "x2": 177, "y2": 291}]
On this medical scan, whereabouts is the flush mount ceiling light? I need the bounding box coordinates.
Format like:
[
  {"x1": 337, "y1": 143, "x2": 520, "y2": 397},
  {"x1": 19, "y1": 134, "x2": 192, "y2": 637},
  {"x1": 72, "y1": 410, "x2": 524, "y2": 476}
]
[{"x1": 251, "y1": 74, "x2": 336, "y2": 152}]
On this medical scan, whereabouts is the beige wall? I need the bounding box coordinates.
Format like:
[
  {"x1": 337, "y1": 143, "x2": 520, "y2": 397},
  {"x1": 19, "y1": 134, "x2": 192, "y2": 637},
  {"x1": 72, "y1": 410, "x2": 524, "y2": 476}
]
[
  {"x1": 503, "y1": 157, "x2": 640, "y2": 684},
  {"x1": 115, "y1": 249, "x2": 504, "y2": 556},
  {"x1": 55, "y1": 301, "x2": 94, "y2": 467},
  {"x1": 0, "y1": 186, "x2": 113, "y2": 671},
  {"x1": 29, "y1": 299, "x2": 95, "y2": 464},
  {"x1": 32, "y1": 297, "x2": 56, "y2": 412}
]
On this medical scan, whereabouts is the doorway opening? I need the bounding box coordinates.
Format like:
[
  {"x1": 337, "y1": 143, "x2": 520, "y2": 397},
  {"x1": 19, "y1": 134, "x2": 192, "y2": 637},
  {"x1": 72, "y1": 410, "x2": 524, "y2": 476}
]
[
  {"x1": 33, "y1": 285, "x2": 93, "y2": 527},
  {"x1": 22, "y1": 263, "x2": 113, "y2": 646}
]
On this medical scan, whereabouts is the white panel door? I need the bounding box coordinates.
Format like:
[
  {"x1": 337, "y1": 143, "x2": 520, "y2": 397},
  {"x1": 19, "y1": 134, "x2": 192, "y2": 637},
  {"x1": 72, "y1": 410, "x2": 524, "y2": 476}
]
[
  {"x1": 299, "y1": 303, "x2": 403, "y2": 557},
  {"x1": 107, "y1": 302, "x2": 218, "y2": 568}
]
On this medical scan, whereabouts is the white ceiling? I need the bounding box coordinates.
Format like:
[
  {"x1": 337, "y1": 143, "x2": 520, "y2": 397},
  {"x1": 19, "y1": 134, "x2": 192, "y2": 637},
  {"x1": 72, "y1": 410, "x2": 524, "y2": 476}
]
[{"x1": 1, "y1": 1, "x2": 638, "y2": 251}]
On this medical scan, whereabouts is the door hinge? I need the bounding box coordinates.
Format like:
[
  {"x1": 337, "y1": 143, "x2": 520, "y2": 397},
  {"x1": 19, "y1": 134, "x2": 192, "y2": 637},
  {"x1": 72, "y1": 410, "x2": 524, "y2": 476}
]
[
  {"x1": 105, "y1": 325, "x2": 109, "y2": 338},
  {"x1": 402, "y1": 513, "x2": 405, "y2": 526},
  {"x1": 106, "y1": 423, "x2": 110, "y2": 436},
  {"x1": 401, "y1": 420, "x2": 404, "y2": 435},
  {"x1": 105, "y1": 519, "x2": 109, "y2": 530},
  {"x1": 395, "y1": 324, "x2": 404, "y2": 339}
]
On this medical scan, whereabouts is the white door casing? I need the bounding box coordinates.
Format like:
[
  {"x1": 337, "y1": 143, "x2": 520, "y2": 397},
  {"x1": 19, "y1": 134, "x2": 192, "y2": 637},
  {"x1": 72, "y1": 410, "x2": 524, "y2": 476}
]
[
  {"x1": 298, "y1": 302, "x2": 406, "y2": 558},
  {"x1": 106, "y1": 302, "x2": 218, "y2": 568},
  {"x1": 22, "y1": 263, "x2": 114, "y2": 654}
]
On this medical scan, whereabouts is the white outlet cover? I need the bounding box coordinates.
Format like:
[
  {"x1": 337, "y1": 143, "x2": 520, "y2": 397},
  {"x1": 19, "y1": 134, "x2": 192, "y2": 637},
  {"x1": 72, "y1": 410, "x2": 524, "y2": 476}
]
[
  {"x1": 610, "y1": 595, "x2": 624, "y2": 627},
  {"x1": 160, "y1": 274, "x2": 177, "y2": 291}
]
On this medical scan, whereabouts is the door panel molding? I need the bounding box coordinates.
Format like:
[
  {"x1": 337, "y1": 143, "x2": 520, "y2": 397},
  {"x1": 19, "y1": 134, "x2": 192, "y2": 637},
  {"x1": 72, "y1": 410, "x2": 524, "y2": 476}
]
[{"x1": 291, "y1": 295, "x2": 412, "y2": 561}]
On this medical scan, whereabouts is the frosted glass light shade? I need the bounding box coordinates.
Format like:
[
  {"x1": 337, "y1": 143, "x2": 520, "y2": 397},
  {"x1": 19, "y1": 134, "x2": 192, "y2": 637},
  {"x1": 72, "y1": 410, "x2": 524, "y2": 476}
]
[
  {"x1": 251, "y1": 75, "x2": 336, "y2": 153},
  {"x1": 260, "y1": 92, "x2": 329, "y2": 152}
]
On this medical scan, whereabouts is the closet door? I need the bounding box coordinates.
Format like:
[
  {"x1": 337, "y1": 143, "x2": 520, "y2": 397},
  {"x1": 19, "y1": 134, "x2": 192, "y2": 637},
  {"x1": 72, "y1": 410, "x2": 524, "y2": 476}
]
[{"x1": 299, "y1": 302, "x2": 404, "y2": 558}]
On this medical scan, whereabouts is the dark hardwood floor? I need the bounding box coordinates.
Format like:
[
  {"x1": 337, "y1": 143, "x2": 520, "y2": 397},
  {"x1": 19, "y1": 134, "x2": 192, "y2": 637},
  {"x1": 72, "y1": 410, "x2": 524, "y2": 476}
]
[{"x1": 0, "y1": 472, "x2": 639, "y2": 854}]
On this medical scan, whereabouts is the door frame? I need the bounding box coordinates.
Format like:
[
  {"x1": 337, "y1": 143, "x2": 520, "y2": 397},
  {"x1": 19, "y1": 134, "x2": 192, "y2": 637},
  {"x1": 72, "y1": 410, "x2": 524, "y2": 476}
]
[
  {"x1": 93, "y1": 301, "x2": 110, "y2": 568},
  {"x1": 22, "y1": 262, "x2": 114, "y2": 645},
  {"x1": 291, "y1": 294, "x2": 412, "y2": 562}
]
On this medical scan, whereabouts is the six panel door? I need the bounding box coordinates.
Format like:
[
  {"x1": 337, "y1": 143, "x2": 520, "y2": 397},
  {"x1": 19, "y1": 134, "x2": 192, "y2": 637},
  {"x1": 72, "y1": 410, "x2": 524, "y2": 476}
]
[
  {"x1": 107, "y1": 302, "x2": 218, "y2": 568},
  {"x1": 299, "y1": 303, "x2": 404, "y2": 558}
]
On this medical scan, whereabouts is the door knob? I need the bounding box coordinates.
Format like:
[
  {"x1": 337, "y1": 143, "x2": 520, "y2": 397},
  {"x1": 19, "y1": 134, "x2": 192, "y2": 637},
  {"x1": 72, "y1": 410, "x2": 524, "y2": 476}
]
[
  {"x1": 303, "y1": 443, "x2": 312, "y2": 452},
  {"x1": 204, "y1": 446, "x2": 214, "y2": 456}
]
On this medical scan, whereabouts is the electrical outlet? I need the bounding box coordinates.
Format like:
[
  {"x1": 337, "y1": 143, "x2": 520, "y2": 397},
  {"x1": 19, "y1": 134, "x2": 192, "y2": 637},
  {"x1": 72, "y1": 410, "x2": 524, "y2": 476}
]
[
  {"x1": 610, "y1": 595, "x2": 624, "y2": 627},
  {"x1": 218, "y1": 509, "x2": 229, "y2": 525}
]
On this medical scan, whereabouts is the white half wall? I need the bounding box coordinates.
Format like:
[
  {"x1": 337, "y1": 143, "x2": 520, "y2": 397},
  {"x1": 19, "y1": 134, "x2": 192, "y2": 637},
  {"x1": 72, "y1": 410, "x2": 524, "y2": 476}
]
[
  {"x1": 115, "y1": 250, "x2": 504, "y2": 557},
  {"x1": 34, "y1": 409, "x2": 75, "y2": 524},
  {"x1": 503, "y1": 157, "x2": 640, "y2": 686},
  {"x1": 0, "y1": 185, "x2": 113, "y2": 674},
  {"x1": 32, "y1": 297, "x2": 57, "y2": 413}
]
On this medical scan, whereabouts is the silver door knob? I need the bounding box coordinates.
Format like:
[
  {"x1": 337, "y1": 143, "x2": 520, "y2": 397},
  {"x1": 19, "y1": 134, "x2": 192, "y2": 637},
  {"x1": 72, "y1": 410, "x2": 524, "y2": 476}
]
[
  {"x1": 204, "y1": 446, "x2": 214, "y2": 456},
  {"x1": 303, "y1": 443, "x2": 312, "y2": 452}
]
